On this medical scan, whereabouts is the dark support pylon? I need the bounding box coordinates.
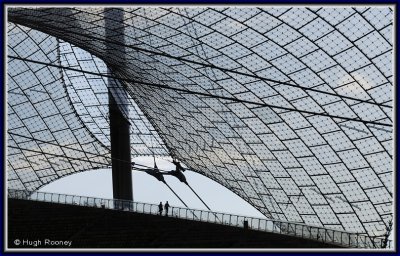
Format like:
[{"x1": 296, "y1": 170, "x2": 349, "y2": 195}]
[
  {"x1": 106, "y1": 8, "x2": 133, "y2": 201},
  {"x1": 109, "y1": 94, "x2": 132, "y2": 200}
]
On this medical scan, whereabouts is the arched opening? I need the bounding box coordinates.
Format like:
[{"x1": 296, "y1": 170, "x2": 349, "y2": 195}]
[{"x1": 39, "y1": 156, "x2": 265, "y2": 218}]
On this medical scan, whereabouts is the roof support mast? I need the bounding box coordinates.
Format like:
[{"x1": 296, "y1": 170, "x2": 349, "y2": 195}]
[{"x1": 106, "y1": 8, "x2": 133, "y2": 201}]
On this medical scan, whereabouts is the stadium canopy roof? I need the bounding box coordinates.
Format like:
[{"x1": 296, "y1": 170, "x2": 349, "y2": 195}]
[{"x1": 7, "y1": 6, "x2": 393, "y2": 237}]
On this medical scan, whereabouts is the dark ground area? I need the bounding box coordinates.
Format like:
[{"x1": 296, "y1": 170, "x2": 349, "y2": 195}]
[{"x1": 8, "y1": 199, "x2": 341, "y2": 248}]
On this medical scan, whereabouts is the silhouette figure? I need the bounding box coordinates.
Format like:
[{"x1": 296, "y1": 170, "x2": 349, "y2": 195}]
[
  {"x1": 158, "y1": 202, "x2": 163, "y2": 215},
  {"x1": 164, "y1": 201, "x2": 170, "y2": 216}
]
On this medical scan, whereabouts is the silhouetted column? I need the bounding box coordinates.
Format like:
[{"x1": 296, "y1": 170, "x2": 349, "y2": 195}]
[
  {"x1": 109, "y1": 94, "x2": 132, "y2": 200},
  {"x1": 105, "y1": 8, "x2": 133, "y2": 201}
]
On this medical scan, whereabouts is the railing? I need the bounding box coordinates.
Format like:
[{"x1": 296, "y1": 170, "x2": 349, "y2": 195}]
[{"x1": 8, "y1": 189, "x2": 392, "y2": 249}]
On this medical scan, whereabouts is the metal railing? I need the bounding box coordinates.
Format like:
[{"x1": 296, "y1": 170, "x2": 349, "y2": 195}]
[{"x1": 8, "y1": 189, "x2": 391, "y2": 249}]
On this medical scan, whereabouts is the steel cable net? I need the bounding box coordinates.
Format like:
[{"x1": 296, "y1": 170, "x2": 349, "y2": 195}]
[
  {"x1": 7, "y1": 23, "x2": 111, "y2": 191},
  {"x1": 7, "y1": 23, "x2": 168, "y2": 189},
  {"x1": 7, "y1": 7, "x2": 393, "y2": 237}
]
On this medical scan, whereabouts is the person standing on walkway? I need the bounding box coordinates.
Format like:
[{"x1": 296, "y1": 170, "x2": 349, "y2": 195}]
[
  {"x1": 158, "y1": 202, "x2": 163, "y2": 215},
  {"x1": 164, "y1": 201, "x2": 170, "y2": 216}
]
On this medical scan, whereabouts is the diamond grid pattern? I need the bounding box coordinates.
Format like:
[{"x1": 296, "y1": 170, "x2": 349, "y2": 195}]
[{"x1": 7, "y1": 7, "x2": 393, "y2": 237}]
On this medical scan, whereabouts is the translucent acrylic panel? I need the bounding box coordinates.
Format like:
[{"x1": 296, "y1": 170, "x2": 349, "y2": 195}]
[{"x1": 7, "y1": 7, "x2": 393, "y2": 238}]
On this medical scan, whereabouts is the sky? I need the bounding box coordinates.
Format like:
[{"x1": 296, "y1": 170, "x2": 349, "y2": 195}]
[{"x1": 39, "y1": 156, "x2": 266, "y2": 219}]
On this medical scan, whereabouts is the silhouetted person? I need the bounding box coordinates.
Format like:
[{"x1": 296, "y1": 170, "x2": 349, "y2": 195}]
[
  {"x1": 158, "y1": 202, "x2": 163, "y2": 215},
  {"x1": 164, "y1": 201, "x2": 170, "y2": 216}
]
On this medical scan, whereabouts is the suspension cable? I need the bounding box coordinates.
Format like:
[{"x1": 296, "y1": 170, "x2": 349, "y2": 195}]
[
  {"x1": 133, "y1": 165, "x2": 196, "y2": 216},
  {"x1": 8, "y1": 131, "x2": 166, "y2": 170},
  {"x1": 9, "y1": 144, "x2": 198, "y2": 217},
  {"x1": 10, "y1": 143, "x2": 190, "y2": 212},
  {"x1": 8, "y1": 55, "x2": 392, "y2": 127},
  {"x1": 187, "y1": 184, "x2": 211, "y2": 211},
  {"x1": 8, "y1": 18, "x2": 392, "y2": 109},
  {"x1": 164, "y1": 182, "x2": 188, "y2": 208},
  {"x1": 8, "y1": 145, "x2": 111, "y2": 166},
  {"x1": 10, "y1": 138, "x2": 235, "y2": 221}
]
